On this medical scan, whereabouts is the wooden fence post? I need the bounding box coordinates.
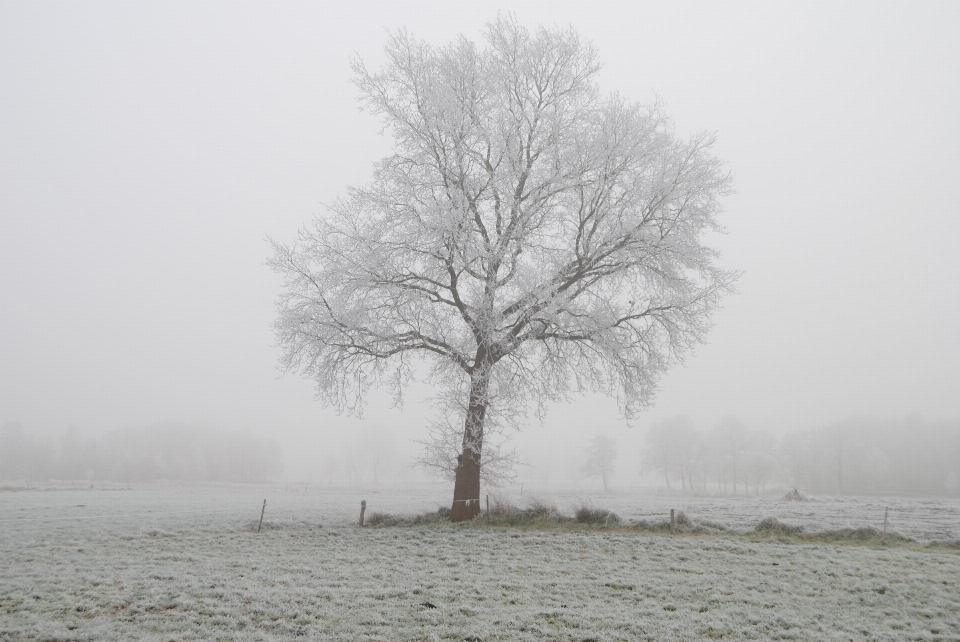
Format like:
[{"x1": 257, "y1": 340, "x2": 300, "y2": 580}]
[
  {"x1": 882, "y1": 507, "x2": 888, "y2": 543},
  {"x1": 258, "y1": 499, "x2": 266, "y2": 533},
  {"x1": 670, "y1": 508, "x2": 675, "y2": 534},
  {"x1": 486, "y1": 495, "x2": 490, "y2": 521},
  {"x1": 359, "y1": 500, "x2": 366, "y2": 527}
]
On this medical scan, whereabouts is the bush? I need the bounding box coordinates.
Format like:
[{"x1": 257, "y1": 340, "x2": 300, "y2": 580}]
[
  {"x1": 575, "y1": 506, "x2": 621, "y2": 525},
  {"x1": 820, "y1": 526, "x2": 882, "y2": 540},
  {"x1": 411, "y1": 506, "x2": 451, "y2": 524},
  {"x1": 526, "y1": 497, "x2": 561, "y2": 520},
  {"x1": 365, "y1": 511, "x2": 402, "y2": 527},
  {"x1": 781, "y1": 488, "x2": 808, "y2": 501},
  {"x1": 362, "y1": 506, "x2": 451, "y2": 527},
  {"x1": 482, "y1": 495, "x2": 570, "y2": 525},
  {"x1": 755, "y1": 517, "x2": 803, "y2": 535},
  {"x1": 487, "y1": 494, "x2": 519, "y2": 517}
]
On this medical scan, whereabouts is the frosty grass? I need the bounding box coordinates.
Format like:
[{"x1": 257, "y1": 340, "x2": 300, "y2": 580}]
[{"x1": 2, "y1": 486, "x2": 959, "y2": 641}]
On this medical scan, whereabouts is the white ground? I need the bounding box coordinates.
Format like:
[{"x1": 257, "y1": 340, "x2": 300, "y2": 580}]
[{"x1": 2, "y1": 486, "x2": 959, "y2": 641}]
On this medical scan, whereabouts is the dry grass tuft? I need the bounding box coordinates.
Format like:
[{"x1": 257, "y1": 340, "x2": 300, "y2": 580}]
[
  {"x1": 781, "y1": 488, "x2": 809, "y2": 501},
  {"x1": 755, "y1": 517, "x2": 804, "y2": 535},
  {"x1": 364, "y1": 506, "x2": 451, "y2": 527},
  {"x1": 575, "y1": 505, "x2": 621, "y2": 525},
  {"x1": 481, "y1": 495, "x2": 574, "y2": 525},
  {"x1": 525, "y1": 497, "x2": 558, "y2": 518},
  {"x1": 365, "y1": 511, "x2": 402, "y2": 527}
]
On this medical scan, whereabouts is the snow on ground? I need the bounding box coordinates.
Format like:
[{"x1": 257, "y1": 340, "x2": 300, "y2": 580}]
[{"x1": 2, "y1": 486, "x2": 960, "y2": 641}]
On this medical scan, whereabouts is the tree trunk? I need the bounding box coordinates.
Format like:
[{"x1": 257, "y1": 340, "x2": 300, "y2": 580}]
[{"x1": 450, "y1": 372, "x2": 488, "y2": 522}]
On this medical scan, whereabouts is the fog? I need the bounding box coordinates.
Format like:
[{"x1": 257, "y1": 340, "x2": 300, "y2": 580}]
[{"x1": 2, "y1": 2, "x2": 959, "y2": 494}]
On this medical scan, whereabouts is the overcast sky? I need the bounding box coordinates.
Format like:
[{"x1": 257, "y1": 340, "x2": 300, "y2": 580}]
[{"x1": 2, "y1": 1, "x2": 958, "y2": 468}]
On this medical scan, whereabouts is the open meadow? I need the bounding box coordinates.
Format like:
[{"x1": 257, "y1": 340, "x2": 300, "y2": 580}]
[{"x1": 2, "y1": 485, "x2": 960, "y2": 641}]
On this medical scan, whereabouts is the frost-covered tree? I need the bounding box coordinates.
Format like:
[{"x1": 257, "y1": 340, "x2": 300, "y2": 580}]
[
  {"x1": 270, "y1": 17, "x2": 737, "y2": 521},
  {"x1": 582, "y1": 434, "x2": 618, "y2": 492}
]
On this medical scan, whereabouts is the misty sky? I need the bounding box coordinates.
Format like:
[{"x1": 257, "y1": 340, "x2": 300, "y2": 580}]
[{"x1": 2, "y1": 1, "x2": 959, "y2": 466}]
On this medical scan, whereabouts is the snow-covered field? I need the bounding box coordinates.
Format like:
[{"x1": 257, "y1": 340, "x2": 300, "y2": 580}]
[{"x1": 3, "y1": 486, "x2": 960, "y2": 641}]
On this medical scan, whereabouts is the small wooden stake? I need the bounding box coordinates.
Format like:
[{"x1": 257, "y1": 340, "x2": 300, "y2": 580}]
[
  {"x1": 257, "y1": 499, "x2": 266, "y2": 533},
  {"x1": 486, "y1": 494, "x2": 490, "y2": 521},
  {"x1": 670, "y1": 508, "x2": 675, "y2": 534},
  {"x1": 882, "y1": 507, "x2": 888, "y2": 543},
  {"x1": 359, "y1": 499, "x2": 367, "y2": 527}
]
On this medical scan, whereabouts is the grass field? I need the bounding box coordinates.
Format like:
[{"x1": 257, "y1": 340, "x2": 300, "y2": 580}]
[{"x1": 3, "y1": 486, "x2": 959, "y2": 641}]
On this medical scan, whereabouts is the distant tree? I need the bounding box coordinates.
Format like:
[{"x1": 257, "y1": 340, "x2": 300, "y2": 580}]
[
  {"x1": 742, "y1": 427, "x2": 778, "y2": 495},
  {"x1": 744, "y1": 451, "x2": 779, "y2": 495},
  {"x1": 322, "y1": 451, "x2": 342, "y2": 486},
  {"x1": 642, "y1": 416, "x2": 702, "y2": 490},
  {"x1": 712, "y1": 416, "x2": 750, "y2": 494},
  {"x1": 642, "y1": 420, "x2": 675, "y2": 489},
  {"x1": 270, "y1": 17, "x2": 737, "y2": 520},
  {"x1": 829, "y1": 424, "x2": 850, "y2": 493},
  {"x1": 582, "y1": 434, "x2": 617, "y2": 492}
]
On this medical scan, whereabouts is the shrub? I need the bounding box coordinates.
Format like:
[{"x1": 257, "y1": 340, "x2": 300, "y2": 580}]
[
  {"x1": 365, "y1": 511, "x2": 402, "y2": 527},
  {"x1": 781, "y1": 488, "x2": 808, "y2": 501},
  {"x1": 488, "y1": 494, "x2": 519, "y2": 517},
  {"x1": 526, "y1": 497, "x2": 562, "y2": 520},
  {"x1": 411, "y1": 507, "x2": 450, "y2": 524},
  {"x1": 755, "y1": 517, "x2": 803, "y2": 535},
  {"x1": 575, "y1": 506, "x2": 621, "y2": 525}
]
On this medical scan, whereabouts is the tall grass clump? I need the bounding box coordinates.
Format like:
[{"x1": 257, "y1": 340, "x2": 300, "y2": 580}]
[
  {"x1": 482, "y1": 495, "x2": 572, "y2": 525},
  {"x1": 755, "y1": 517, "x2": 803, "y2": 535},
  {"x1": 575, "y1": 505, "x2": 621, "y2": 525}
]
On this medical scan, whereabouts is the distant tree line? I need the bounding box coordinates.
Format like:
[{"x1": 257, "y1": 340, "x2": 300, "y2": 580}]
[
  {"x1": 642, "y1": 416, "x2": 960, "y2": 496},
  {"x1": 0, "y1": 422, "x2": 283, "y2": 484}
]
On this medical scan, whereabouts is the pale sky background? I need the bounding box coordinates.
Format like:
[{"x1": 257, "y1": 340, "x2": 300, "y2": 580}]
[{"x1": 2, "y1": 1, "x2": 958, "y2": 483}]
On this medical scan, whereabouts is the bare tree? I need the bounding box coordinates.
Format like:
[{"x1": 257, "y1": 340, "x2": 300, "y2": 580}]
[
  {"x1": 712, "y1": 416, "x2": 750, "y2": 494},
  {"x1": 270, "y1": 17, "x2": 737, "y2": 521},
  {"x1": 642, "y1": 415, "x2": 702, "y2": 491},
  {"x1": 642, "y1": 420, "x2": 676, "y2": 489},
  {"x1": 582, "y1": 434, "x2": 617, "y2": 492},
  {"x1": 744, "y1": 450, "x2": 779, "y2": 495}
]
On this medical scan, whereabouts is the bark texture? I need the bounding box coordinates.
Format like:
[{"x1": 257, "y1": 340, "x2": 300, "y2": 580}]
[{"x1": 450, "y1": 374, "x2": 487, "y2": 522}]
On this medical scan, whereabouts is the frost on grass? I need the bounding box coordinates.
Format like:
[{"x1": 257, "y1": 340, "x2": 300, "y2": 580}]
[
  {"x1": 3, "y1": 487, "x2": 960, "y2": 641},
  {"x1": 4, "y1": 519, "x2": 960, "y2": 641}
]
